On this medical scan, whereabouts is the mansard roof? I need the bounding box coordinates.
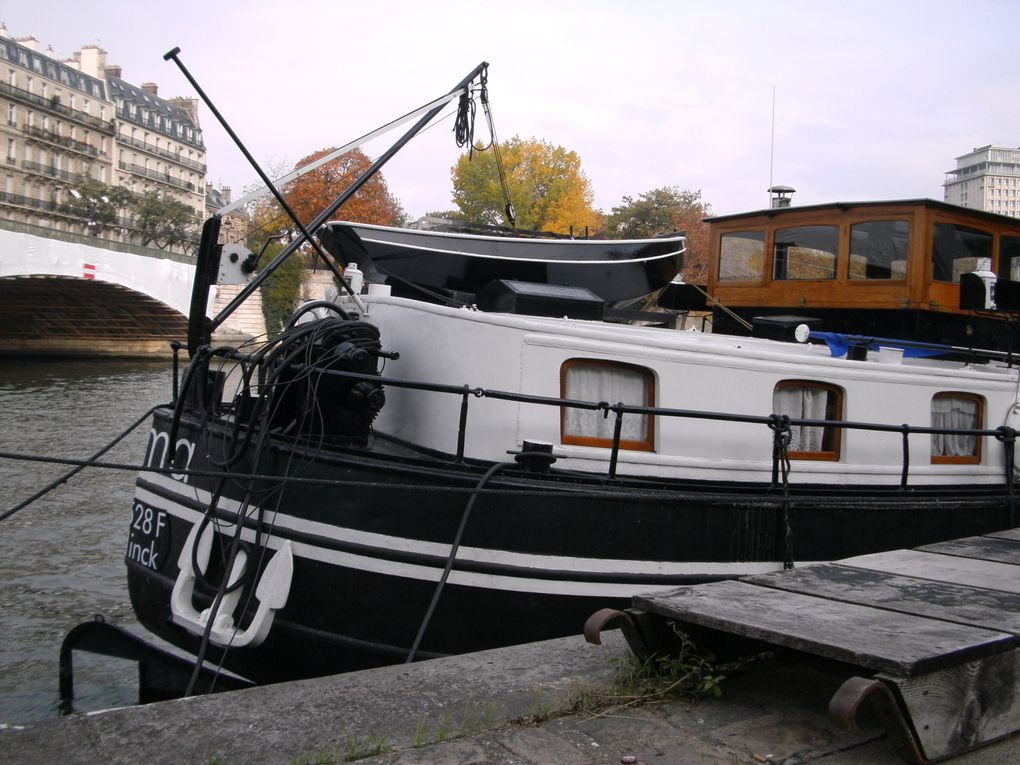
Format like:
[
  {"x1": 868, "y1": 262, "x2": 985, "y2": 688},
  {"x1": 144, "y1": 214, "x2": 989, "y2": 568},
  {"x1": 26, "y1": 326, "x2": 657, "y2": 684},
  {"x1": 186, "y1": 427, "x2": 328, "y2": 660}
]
[{"x1": 108, "y1": 77, "x2": 204, "y2": 149}]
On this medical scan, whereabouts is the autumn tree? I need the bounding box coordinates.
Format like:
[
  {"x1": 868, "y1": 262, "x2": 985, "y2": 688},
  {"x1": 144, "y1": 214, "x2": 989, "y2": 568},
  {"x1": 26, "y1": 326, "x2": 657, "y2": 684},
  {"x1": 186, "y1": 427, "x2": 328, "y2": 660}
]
[
  {"x1": 606, "y1": 187, "x2": 712, "y2": 283},
  {"x1": 249, "y1": 148, "x2": 406, "y2": 263},
  {"x1": 287, "y1": 147, "x2": 405, "y2": 230},
  {"x1": 245, "y1": 148, "x2": 405, "y2": 331},
  {"x1": 451, "y1": 137, "x2": 603, "y2": 236}
]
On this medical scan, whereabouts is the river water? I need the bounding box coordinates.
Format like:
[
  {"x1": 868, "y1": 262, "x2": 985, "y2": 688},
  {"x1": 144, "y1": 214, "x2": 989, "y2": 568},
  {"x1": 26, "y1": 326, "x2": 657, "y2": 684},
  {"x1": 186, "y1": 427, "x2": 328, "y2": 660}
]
[{"x1": 0, "y1": 358, "x2": 174, "y2": 724}]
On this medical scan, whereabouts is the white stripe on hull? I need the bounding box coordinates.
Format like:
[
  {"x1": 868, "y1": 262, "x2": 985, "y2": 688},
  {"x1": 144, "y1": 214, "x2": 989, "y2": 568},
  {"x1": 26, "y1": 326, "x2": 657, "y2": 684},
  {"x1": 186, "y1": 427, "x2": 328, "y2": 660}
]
[{"x1": 136, "y1": 474, "x2": 791, "y2": 598}]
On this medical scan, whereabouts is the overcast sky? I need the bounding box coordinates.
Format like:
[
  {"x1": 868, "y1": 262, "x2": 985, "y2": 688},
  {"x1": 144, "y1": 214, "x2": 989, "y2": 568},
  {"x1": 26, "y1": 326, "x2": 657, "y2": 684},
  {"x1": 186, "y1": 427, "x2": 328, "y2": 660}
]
[{"x1": 4, "y1": 0, "x2": 1019, "y2": 220}]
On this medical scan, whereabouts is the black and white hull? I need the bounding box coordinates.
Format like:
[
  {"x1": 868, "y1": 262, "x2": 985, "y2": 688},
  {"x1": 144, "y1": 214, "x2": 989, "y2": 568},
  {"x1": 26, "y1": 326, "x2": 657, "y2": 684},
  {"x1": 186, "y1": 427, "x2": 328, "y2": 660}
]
[{"x1": 124, "y1": 200, "x2": 1020, "y2": 686}]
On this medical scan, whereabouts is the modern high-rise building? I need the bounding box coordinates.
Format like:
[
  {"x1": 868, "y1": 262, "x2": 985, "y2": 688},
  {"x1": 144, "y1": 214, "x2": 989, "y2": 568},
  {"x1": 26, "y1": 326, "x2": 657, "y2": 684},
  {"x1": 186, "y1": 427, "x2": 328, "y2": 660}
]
[{"x1": 944, "y1": 145, "x2": 1020, "y2": 219}]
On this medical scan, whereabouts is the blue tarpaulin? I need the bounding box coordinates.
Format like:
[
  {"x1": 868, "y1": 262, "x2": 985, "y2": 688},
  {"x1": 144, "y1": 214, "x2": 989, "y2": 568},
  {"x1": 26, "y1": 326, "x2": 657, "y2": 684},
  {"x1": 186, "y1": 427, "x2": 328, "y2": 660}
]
[{"x1": 810, "y1": 331, "x2": 950, "y2": 359}]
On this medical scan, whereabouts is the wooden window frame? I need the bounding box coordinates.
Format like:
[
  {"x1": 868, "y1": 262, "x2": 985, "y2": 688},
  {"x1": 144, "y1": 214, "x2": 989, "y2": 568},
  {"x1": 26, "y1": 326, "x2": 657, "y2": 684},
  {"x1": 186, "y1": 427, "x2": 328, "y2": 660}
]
[
  {"x1": 931, "y1": 392, "x2": 984, "y2": 465},
  {"x1": 560, "y1": 359, "x2": 655, "y2": 452},
  {"x1": 773, "y1": 380, "x2": 843, "y2": 461}
]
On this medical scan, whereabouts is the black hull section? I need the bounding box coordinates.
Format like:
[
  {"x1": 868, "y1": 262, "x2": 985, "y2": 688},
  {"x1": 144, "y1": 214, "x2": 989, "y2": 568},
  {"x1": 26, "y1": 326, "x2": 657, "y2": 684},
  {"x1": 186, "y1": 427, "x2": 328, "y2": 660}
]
[
  {"x1": 127, "y1": 409, "x2": 1016, "y2": 685},
  {"x1": 320, "y1": 222, "x2": 683, "y2": 304}
]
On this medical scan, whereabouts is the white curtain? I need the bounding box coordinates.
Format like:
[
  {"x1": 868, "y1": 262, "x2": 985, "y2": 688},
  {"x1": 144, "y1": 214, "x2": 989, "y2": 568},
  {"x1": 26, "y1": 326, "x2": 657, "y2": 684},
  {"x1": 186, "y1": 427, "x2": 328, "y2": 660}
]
[
  {"x1": 773, "y1": 386, "x2": 830, "y2": 452},
  {"x1": 564, "y1": 365, "x2": 648, "y2": 442},
  {"x1": 931, "y1": 396, "x2": 978, "y2": 457}
]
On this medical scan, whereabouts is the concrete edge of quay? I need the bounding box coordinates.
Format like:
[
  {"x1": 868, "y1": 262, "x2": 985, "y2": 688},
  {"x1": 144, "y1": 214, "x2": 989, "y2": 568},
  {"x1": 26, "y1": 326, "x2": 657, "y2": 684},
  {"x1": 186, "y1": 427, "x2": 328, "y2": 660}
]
[
  {"x1": 0, "y1": 631, "x2": 630, "y2": 765},
  {"x1": 5, "y1": 629, "x2": 1020, "y2": 765}
]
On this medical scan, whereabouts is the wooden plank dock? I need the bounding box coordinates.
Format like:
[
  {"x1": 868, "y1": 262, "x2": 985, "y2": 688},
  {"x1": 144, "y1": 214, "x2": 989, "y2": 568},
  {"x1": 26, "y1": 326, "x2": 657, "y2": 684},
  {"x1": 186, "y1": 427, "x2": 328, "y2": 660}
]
[{"x1": 585, "y1": 529, "x2": 1020, "y2": 764}]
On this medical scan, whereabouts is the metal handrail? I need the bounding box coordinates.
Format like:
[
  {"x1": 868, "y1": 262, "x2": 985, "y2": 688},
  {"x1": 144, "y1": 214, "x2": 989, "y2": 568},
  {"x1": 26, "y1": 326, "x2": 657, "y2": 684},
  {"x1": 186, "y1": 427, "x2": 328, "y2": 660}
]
[{"x1": 251, "y1": 359, "x2": 1016, "y2": 488}]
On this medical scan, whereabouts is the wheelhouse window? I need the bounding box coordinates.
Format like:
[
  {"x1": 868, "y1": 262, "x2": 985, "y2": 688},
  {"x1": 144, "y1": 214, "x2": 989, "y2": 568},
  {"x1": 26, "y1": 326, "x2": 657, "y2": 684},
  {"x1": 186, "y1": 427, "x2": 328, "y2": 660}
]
[
  {"x1": 1003, "y1": 235, "x2": 1020, "y2": 280},
  {"x1": 772, "y1": 381, "x2": 843, "y2": 460},
  {"x1": 931, "y1": 392, "x2": 983, "y2": 464},
  {"x1": 560, "y1": 359, "x2": 655, "y2": 451},
  {"x1": 932, "y1": 223, "x2": 992, "y2": 282},
  {"x1": 773, "y1": 225, "x2": 838, "y2": 280},
  {"x1": 849, "y1": 220, "x2": 910, "y2": 280},
  {"x1": 718, "y1": 231, "x2": 765, "y2": 281}
]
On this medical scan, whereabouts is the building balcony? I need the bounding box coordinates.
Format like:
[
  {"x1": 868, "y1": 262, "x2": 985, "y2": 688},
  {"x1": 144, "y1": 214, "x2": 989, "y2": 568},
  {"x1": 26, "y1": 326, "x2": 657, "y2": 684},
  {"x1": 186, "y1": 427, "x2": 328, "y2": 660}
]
[
  {"x1": 22, "y1": 125, "x2": 100, "y2": 158},
  {"x1": 0, "y1": 81, "x2": 115, "y2": 134},
  {"x1": 118, "y1": 133, "x2": 207, "y2": 173},
  {"x1": 22, "y1": 159, "x2": 81, "y2": 182},
  {"x1": 118, "y1": 160, "x2": 196, "y2": 192},
  {"x1": 0, "y1": 190, "x2": 77, "y2": 217}
]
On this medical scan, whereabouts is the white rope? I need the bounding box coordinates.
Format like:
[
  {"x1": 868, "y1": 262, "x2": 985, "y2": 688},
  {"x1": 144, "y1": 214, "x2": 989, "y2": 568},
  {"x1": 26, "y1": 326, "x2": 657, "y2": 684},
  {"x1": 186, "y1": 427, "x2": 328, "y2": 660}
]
[{"x1": 217, "y1": 88, "x2": 468, "y2": 216}]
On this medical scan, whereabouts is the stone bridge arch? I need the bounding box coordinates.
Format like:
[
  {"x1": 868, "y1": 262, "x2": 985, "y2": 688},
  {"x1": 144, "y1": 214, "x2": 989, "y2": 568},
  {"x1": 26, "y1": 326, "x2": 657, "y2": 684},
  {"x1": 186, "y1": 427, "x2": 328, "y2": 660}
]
[{"x1": 0, "y1": 225, "x2": 264, "y2": 357}]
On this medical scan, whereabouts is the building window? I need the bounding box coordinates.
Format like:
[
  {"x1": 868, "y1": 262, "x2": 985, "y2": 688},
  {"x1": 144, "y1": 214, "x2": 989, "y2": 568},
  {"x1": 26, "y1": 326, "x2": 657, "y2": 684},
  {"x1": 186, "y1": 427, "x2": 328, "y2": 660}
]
[
  {"x1": 849, "y1": 220, "x2": 910, "y2": 279},
  {"x1": 773, "y1": 225, "x2": 839, "y2": 280},
  {"x1": 932, "y1": 223, "x2": 993, "y2": 282},
  {"x1": 931, "y1": 392, "x2": 983, "y2": 464},
  {"x1": 718, "y1": 231, "x2": 765, "y2": 281},
  {"x1": 560, "y1": 359, "x2": 655, "y2": 451},
  {"x1": 773, "y1": 381, "x2": 843, "y2": 460}
]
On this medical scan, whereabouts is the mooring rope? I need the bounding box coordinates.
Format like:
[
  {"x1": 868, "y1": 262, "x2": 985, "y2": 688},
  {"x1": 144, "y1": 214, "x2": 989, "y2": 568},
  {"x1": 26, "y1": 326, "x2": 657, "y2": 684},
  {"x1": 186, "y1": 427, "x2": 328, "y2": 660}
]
[{"x1": 0, "y1": 405, "x2": 163, "y2": 523}]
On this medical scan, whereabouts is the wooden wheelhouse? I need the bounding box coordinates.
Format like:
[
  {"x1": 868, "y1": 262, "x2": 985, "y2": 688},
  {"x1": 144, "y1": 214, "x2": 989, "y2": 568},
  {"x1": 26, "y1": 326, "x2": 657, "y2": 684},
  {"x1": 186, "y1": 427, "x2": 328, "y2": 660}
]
[{"x1": 704, "y1": 199, "x2": 1020, "y2": 348}]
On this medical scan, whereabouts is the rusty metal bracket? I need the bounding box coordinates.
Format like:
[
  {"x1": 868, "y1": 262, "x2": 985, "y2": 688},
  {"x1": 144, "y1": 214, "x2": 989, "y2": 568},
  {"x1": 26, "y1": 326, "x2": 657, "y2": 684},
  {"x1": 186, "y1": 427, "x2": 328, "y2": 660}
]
[
  {"x1": 584, "y1": 607, "x2": 654, "y2": 661},
  {"x1": 829, "y1": 675, "x2": 928, "y2": 764}
]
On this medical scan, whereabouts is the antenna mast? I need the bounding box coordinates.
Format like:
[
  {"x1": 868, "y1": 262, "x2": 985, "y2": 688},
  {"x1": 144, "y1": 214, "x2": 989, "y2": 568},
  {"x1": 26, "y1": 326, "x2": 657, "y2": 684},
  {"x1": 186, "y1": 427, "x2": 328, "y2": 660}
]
[{"x1": 768, "y1": 85, "x2": 776, "y2": 207}]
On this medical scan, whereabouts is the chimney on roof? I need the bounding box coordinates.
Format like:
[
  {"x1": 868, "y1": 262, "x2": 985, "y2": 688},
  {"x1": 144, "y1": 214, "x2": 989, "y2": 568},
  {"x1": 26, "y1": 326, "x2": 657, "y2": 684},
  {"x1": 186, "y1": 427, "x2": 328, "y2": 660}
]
[
  {"x1": 768, "y1": 185, "x2": 796, "y2": 209},
  {"x1": 104, "y1": 64, "x2": 122, "y2": 79},
  {"x1": 169, "y1": 96, "x2": 200, "y2": 126},
  {"x1": 77, "y1": 45, "x2": 107, "y2": 78},
  {"x1": 221, "y1": 186, "x2": 231, "y2": 204},
  {"x1": 16, "y1": 36, "x2": 39, "y2": 51},
  {"x1": 141, "y1": 82, "x2": 158, "y2": 96}
]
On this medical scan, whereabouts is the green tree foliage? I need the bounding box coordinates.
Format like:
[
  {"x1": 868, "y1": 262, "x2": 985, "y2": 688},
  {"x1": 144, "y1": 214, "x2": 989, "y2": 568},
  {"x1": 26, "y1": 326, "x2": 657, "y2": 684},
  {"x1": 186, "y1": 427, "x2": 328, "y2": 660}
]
[
  {"x1": 132, "y1": 189, "x2": 201, "y2": 250},
  {"x1": 65, "y1": 175, "x2": 132, "y2": 232},
  {"x1": 451, "y1": 137, "x2": 603, "y2": 236},
  {"x1": 606, "y1": 187, "x2": 712, "y2": 282},
  {"x1": 256, "y1": 238, "x2": 306, "y2": 338}
]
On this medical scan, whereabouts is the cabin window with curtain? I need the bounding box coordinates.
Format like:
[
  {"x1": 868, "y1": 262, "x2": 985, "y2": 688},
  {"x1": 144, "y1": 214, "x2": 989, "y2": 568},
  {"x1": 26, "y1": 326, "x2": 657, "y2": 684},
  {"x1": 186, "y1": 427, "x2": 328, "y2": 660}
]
[
  {"x1": 932, "y1": 223, "x2": 992, "y2": 282},
  {"x1": 773, "y1": 225, "x2": 839, "y2": 280},
  {"x1": 849, "y1": 220, "x2": 910, "y2": 280},
  {"x1": 772, "y1": 381, "x2": 843, "y2": 460},
  {"x1": 560, "y1": 359, "x2": 655, "y2": 451},
  {"x1": 718, "y1": 231, "x2": 765, "y2": 281},
  {"x1": 931, "y1": 392, "x2": 983, "y2": 464}
]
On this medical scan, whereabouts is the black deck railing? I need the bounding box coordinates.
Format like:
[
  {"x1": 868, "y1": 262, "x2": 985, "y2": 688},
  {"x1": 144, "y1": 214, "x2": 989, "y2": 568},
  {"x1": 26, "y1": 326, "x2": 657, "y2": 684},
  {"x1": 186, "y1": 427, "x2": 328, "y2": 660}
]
[{"x1": 251, "y1": 360, "x2": 1018, "y2": 490}]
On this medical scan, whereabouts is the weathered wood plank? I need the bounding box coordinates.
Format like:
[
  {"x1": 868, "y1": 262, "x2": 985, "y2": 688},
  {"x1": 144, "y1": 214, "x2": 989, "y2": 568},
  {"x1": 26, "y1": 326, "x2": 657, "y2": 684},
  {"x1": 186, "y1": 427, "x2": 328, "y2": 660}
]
[
  {"x1": 840, "y1": 549, "x2": 1020, "y2": 594},
  {"x1": 984, "y1": 527, "x2": 1020, "y2": 543},
  {"x1": 884, "y1": 649, "x2": 1020, "y2": 760},
  {"x1": 746, "y1": 564, "x2": 1020, "y2": 635},
  {"x1": 634, "y1": 580, "x2": 1013, "y2": 676},
  {"x1": 917, "y1": 535, "x2": 1020, "y2": 565}
]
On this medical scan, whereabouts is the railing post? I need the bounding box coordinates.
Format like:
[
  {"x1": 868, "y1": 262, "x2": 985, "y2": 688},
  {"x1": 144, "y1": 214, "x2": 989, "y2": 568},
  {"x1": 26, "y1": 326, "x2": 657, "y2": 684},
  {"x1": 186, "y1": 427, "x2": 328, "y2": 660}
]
[
  {"x1": 996, "y1": 426, "x2": 1017, "y2": 526},
  {"x1": 900, "y1": 424, "x2": 911, "y2": 489},
  {"x1": 455, "y1": 386, "x2": 471, "y2": 462},
  {"x1": 608, "y1": 403, "x2": 623, "y2": 479}
]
